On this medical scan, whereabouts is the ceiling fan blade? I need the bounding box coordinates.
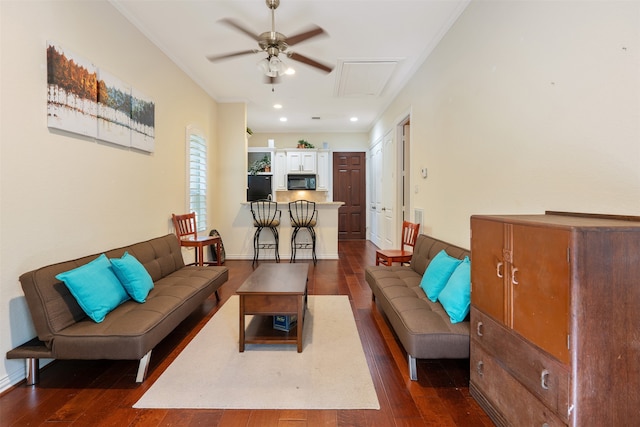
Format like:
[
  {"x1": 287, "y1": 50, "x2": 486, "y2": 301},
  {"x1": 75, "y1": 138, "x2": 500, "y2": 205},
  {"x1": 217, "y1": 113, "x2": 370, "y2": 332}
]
[
  {"x1": 286, "y1": 25, "x2": 326, "y2": 46},
  {"x1": 287, "y1": 52, "x2": 333, "y2": 73},
  {"x1": 206, "y1": 50, "x2": 258, "y2": 62},
  {"x1": 219, "y1": 18, "x2": 261, "y2": 41}
]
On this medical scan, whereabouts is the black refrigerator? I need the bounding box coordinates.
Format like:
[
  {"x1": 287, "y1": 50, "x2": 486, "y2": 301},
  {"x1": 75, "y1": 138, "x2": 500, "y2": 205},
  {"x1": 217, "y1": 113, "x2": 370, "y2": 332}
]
[{"x1": 247, "y1": 175, "x2": 272, "y2": 201}]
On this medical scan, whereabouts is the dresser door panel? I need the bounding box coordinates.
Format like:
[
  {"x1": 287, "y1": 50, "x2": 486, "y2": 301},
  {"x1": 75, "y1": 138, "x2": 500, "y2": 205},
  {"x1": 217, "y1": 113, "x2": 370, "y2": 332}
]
[
  {"x1": 511, "y1": 224, "x2": 571, "y2": 364},
  {"x1": 471, "y1": 217, "x2": 506, "y2": 323},
  {"x1": 471, "y1": 343, "x2": 567, "y2": 427}
]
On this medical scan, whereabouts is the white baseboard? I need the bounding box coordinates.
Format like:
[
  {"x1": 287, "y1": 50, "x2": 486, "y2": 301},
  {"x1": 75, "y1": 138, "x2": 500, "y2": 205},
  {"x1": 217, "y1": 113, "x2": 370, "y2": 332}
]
[{"x1": 0, "y1": 363, "x2": 25, "y2": 393}]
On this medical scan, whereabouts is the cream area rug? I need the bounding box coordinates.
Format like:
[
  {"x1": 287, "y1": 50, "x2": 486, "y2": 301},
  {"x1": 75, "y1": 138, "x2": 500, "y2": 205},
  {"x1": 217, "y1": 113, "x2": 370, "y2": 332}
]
[{"x1": 134, "y1": 295, "x2": 380, "y2": 410}]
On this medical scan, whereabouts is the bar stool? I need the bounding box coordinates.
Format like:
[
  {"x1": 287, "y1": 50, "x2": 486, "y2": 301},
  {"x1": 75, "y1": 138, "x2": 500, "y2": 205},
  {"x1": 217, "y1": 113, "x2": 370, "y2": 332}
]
[
  {"x1": 250, "y1": 200, "x2": 281, "y2": 265},
  {"x1": 289, "y1": 200, "x2": 318, "y2": 264}
]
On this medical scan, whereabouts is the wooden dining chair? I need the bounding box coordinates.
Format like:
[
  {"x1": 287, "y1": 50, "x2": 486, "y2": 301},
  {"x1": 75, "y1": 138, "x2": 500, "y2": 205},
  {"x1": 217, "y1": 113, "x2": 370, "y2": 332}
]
[
  {"x1": 171, "y1": 212, "x2": 223, "y2": 267},
  {"x1": 375, "y1": 221, "x2": 421, "y2": 266}
]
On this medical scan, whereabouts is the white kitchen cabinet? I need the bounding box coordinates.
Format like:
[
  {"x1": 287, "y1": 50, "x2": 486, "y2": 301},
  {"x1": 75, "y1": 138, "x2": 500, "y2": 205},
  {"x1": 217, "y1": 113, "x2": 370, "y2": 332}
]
[
  {"x1": 286, "y1": 149, "x2": 316, "y2": 174},
  {"x1": 274, "y1": 150, "x2": 287, "y2": 191},
  {"x1": 316, "y1": 150, "x2": 330, "y2": 191}
]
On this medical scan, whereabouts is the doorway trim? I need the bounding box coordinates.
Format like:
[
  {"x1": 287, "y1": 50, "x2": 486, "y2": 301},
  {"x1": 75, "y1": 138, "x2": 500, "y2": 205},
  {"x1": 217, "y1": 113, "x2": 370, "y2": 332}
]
[{"x1": 394, "y1": 110, "x2": 412, "y2": 246}]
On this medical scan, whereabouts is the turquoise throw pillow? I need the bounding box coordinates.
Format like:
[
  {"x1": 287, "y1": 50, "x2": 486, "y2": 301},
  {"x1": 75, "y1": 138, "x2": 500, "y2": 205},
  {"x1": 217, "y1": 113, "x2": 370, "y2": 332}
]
[
  {"x1": 55, "y1": 253, "x2": 130, "y2": 323},
  {"x1": 420, "y1": 250, "x2": 463, "y2": 302},
  {"x1": 439, "y1": 257, "x2": 471, "y2": 324},
  {"x1": 111, "y1": 252, "x2": 154, "y2": 303}
]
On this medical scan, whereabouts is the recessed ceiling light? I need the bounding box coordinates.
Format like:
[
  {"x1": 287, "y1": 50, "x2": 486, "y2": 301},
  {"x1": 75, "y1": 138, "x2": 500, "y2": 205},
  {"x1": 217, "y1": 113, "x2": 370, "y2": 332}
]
[
  {"x1": 285, "y1": 68, "x2": 295, "y2": 75},
  {"x1": 350, "y1": 117, "x2": 358, "y2": 122},
  {"x1": 273, "y1": 104, "x2": 282, "y2": 109},
  {"x1": 280, "y1": 117, "x2": 287, "y2": 122}
]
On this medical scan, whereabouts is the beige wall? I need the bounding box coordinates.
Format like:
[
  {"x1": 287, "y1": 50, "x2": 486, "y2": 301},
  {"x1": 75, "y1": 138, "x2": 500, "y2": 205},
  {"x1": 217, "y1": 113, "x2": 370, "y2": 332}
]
[
  {"x1": 372, "y1": 0, "x2": 640, "y2": 248},
  {"x1": 216, "y1": 103, "x2": 257, "y2": 257},
  {"x1": 0, "y1": 1, "x2": 219, "y2": 389}
]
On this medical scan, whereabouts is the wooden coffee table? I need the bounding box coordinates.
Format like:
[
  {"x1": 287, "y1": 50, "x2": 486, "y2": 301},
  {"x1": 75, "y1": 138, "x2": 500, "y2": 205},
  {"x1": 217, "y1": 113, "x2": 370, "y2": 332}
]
[{"x1": 237, "y1": 263, "x2": 309, "y2": 352}]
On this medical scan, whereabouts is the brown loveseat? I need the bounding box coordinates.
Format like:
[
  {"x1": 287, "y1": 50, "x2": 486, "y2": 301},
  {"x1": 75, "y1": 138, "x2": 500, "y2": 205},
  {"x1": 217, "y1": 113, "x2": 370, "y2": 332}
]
[
  {"x1": 7, "y1": 234, "x2": 228, "y2": 385},
  {"x1": 365, "y1": 234, "x2": 470, "y2": 380}
]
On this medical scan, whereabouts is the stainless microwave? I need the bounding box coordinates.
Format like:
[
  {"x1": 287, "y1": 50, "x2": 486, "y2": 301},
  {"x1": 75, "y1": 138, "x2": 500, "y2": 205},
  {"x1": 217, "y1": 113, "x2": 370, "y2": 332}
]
[{"x1": 287, "y1": 174, "x2": 316, "y2": 190}]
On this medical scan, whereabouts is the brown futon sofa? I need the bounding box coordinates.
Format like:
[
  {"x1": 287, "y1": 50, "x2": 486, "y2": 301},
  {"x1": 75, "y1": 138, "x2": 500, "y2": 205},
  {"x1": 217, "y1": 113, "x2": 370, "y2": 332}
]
[
  {"x1": 7, "y1": 234, "x2": 228, "y2": 385},
  {"x1": 365, "y1": 234, "x2": 470, "y2": 380}
]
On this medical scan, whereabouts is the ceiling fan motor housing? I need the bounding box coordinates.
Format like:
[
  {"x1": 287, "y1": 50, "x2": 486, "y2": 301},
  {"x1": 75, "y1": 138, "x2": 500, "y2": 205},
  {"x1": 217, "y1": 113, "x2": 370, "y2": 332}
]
[{"x1": 259, "y1": 32, "x2": 288, "y2": 56}]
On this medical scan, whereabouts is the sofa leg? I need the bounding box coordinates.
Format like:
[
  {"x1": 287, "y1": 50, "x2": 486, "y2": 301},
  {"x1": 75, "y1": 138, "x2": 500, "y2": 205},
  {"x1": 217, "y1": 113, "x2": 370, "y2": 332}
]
[
  {"x1": 25, "y1": 358, "x2": 40, "y2": 385},
  {"x1": 136, "y1": 350, "x2": 152, "y2": 383},
  {"x1": 408, "y1": 355, "x2": 418, "y2": 381}
]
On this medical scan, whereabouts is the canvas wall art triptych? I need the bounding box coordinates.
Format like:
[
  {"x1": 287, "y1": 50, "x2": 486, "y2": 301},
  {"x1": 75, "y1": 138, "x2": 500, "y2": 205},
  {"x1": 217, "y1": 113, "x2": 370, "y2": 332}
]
[{"x1": 46, "y1": 41, "x2": 155, "y2": 153}]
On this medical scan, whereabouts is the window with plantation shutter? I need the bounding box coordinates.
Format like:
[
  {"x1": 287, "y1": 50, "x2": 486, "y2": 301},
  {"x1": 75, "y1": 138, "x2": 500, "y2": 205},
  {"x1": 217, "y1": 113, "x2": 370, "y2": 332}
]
[{"x1": 188, "y1": 130, "x2": 207, "y2": 232}]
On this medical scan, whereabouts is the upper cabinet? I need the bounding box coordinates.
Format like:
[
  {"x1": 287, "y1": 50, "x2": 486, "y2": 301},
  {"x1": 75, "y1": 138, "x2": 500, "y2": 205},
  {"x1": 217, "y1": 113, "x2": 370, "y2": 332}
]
[
  {"x1": 286, "y1": 149, "x2": 316, "y2": 174},
  {"x1": 273, "y1": 151, "x2": 287, "y2": 191},
  {"x1": 316, "y1": 150, "x2": 330, "y2": 191}
]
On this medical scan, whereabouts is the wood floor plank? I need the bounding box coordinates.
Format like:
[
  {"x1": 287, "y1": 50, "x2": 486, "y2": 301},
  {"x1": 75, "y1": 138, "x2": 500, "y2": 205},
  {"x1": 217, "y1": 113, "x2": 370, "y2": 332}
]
[
  {"x1": 1, "y1": 241, "x2": 492, "y2": 427},
  {"x1": 246, "y1": 409, "x2": 280, "y2": 426},
  {"x1": 128, "y1": 410, "x2": 169, "y2": 427},
  {"x1": 306, "y1": 410, "x2": 337, "y2": 426},
  {"x1": 217, "y1": 409, "x2": 252, "y2": 426}
]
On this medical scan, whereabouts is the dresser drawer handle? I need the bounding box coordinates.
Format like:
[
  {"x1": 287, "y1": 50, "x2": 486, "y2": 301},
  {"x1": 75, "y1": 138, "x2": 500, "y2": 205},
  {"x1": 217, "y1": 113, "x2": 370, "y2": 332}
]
[
  {"x1": 540, "y1": 369, "x2": 550, "y2": 390},
  {"x1": 496, "y1": 262, "x2": 503, "y2": 278},
  {"x1": 476, "y1": 321, "x2": 484, "y2": 337},
  {"x1": 476, "y1": 361, "x2": 484, "y2": 377}
]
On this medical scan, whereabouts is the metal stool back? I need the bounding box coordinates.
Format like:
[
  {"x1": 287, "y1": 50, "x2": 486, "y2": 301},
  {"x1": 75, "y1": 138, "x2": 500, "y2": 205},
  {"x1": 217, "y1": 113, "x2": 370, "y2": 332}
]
[
  {"x1": 288, "y1": 200, "x2": 318, "y2": 264},
  {"x1": 250, "y1": 200, "x2": 281, "y2": 265}
]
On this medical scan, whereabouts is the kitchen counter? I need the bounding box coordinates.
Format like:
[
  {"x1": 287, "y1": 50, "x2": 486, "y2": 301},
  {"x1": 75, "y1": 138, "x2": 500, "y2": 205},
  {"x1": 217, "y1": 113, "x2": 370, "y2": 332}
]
[
  {"x1": 236, "y1": 201, "x2": 344, "y2": 261},
  {"x1": 240, "y1": 201, "x2": 344, "y2": 207}
]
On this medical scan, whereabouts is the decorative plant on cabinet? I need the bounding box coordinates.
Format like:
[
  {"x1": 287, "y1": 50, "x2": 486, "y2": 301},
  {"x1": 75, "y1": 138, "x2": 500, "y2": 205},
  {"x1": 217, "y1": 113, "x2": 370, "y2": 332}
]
[{"x1": 248, "y1": 154, "x2": 271, "y2": 175}]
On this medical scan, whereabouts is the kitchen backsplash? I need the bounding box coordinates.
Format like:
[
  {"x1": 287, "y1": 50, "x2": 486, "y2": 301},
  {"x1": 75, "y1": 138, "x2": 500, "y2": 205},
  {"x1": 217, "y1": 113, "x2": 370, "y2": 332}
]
[{"x1": 275, "y1": 190, "x2": 330, "y2": 203}]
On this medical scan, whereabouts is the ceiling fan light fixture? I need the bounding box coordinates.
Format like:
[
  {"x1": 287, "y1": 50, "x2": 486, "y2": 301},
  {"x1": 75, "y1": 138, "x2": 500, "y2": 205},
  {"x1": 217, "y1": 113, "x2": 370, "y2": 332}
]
[
  {"x1": 258, "y1": 56, "x2": 287, "y2": 77},
  {"x1": 257, "y1": 58, "x2": 270, "y2": 74},
  {"x1": 269, "y1": 56, "x2": 287, "y2": 75}
]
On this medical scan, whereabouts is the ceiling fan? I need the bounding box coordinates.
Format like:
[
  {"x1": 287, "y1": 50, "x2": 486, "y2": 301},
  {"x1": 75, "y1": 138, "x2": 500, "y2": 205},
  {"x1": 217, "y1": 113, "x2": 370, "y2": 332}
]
[{"x1": 206, "y1": 0, "x2": 333, "y2": 83}]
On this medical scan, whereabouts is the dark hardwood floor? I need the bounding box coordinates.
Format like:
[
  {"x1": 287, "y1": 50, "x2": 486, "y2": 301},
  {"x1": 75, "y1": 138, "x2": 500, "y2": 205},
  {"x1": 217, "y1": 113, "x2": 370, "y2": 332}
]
[{"x1": 0, "y1": 240, "x2": 493, "y2": 426}]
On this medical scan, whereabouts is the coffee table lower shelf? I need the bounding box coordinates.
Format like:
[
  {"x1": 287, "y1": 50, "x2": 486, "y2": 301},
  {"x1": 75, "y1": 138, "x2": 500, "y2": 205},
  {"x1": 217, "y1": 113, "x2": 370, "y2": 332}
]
[{"x1": 243, "y1": 315, "x2": 301, "y2": 346}]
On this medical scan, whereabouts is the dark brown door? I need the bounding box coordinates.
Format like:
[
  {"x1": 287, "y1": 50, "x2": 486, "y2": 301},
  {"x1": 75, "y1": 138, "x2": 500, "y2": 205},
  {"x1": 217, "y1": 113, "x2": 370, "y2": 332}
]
[{"x1": 333, "y1": 152, "x2": 366, "y2": 240}]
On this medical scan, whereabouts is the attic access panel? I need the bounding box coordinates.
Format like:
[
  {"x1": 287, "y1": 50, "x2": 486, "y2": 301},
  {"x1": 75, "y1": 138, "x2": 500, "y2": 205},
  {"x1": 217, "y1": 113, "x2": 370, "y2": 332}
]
[{"x1": 335, "y1": 60, "x2": 398, "y2": 98}]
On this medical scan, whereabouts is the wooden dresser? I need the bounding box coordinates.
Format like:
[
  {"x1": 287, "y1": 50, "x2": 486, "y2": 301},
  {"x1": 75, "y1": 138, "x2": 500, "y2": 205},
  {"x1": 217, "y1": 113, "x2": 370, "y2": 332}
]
[{"x1": 469, "y1": 212, "x2": 640, "y2": 426}]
